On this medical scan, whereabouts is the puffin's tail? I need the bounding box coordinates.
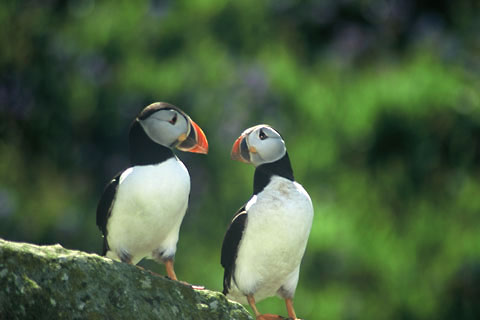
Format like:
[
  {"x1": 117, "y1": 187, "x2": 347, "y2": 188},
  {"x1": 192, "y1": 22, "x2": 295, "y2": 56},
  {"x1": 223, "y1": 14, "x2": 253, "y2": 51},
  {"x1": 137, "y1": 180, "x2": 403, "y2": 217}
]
[
  {"x1": 101, "y1": 237, "x2": 109, "y2": 256},
  {"x1": 222, "y1": 270, "x2": 231, "y2": 295}
]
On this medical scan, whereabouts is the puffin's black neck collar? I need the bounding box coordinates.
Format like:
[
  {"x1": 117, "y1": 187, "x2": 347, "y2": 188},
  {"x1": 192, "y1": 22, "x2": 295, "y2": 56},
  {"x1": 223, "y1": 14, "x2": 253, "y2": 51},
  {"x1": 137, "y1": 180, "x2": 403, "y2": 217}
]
[
  {"x1": 252, "y1": 152, "x2": 294, "y2": 195},
  {"x1": 128, "y1": 120, "x2": 174, "y2": 166}
]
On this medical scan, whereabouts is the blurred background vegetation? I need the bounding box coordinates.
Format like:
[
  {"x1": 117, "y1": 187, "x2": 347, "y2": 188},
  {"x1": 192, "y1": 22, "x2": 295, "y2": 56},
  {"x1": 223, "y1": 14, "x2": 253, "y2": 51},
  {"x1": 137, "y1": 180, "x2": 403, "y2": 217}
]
[{"x1": 1, "y1": 0, "x2": 480, "y2": 319}]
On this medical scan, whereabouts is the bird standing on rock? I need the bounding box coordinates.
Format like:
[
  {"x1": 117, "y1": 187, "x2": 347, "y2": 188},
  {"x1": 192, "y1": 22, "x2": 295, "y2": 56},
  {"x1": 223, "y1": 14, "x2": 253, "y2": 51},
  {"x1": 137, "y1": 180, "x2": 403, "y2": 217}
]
[
  {"x1": 221, "y1": 125, "x2": 313, "y2": 320},
  {"x1": 96, "y1": 102, "x2": 208, "y2": 282}
]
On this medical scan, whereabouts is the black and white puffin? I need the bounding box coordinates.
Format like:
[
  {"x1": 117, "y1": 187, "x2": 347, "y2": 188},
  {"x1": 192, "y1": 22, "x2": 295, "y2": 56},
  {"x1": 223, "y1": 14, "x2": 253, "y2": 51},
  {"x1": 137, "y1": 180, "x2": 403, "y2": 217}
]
[
  {"x1": 96, "y1": 102, "x2": 208, "y2": 281},
  {"x1": 221, "y1": 125, "x2": 313, "y2": 320}
]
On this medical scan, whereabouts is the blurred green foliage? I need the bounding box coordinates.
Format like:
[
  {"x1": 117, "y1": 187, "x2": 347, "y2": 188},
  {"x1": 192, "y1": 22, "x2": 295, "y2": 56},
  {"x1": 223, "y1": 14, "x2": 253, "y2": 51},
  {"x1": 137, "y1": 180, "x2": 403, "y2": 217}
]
[{"x1": 1, "y1": 0, "x2": 480, "y2": 319}]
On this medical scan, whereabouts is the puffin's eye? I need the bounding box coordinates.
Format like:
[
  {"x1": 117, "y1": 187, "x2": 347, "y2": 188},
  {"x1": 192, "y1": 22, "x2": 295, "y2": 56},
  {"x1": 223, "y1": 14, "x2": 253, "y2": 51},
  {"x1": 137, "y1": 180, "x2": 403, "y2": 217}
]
[
  {"x1": 259, "y1": 129, "x2": 267, "y2": 140},
  {"x1": 169, "y1": 113, "x2": 177, "y2": 125}
]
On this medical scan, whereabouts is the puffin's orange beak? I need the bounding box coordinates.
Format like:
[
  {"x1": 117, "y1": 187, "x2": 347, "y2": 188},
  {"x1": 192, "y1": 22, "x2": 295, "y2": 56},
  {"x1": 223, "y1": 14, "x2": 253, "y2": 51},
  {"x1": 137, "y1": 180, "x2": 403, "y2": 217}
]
[
  {"x1": 177, "y1": 119, "x2": 208, "y2": 154},
  {"x1": 189, "y1": 120, "x2": 209, "y2": 154},
  {"x1": 231, "y1": 135, "x2": 250, "y2": 163}
]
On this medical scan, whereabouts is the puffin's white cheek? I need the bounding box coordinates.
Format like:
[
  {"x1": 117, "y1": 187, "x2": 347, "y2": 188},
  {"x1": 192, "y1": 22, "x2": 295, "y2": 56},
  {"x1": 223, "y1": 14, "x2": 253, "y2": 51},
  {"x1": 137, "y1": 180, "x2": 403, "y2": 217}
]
[
  {"x1": 250, "y1": 153, "x2": 264, "y2": 166},
  {"x1": 141, "y1": 120, "x2": 179, "y2": 146},
  {"x1": 257, "y1": 140, "x2": 286, "y2": 163}
]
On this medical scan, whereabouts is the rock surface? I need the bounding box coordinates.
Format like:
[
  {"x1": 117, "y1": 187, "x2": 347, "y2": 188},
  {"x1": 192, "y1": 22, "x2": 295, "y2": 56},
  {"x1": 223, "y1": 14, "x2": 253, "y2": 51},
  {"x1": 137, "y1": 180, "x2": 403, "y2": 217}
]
[{"x1": 0, "y1": 238, "x2": 253, "y2": 320}]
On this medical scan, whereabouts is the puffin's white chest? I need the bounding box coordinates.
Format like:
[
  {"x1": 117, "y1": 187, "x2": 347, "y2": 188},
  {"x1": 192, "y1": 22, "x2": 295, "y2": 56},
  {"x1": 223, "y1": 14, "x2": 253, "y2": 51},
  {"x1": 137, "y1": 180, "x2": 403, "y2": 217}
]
[
  {"x1": 233, "y1": 176, "x2": 313, "y2": 300},
  {"x1": 106, "y1": 157, "x2": 190, "y2": 262}
]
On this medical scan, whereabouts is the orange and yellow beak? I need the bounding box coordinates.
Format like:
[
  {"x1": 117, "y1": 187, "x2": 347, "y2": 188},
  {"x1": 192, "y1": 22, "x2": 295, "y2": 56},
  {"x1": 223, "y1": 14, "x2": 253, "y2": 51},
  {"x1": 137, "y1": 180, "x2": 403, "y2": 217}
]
[
  {"x1": 231, "y1": 135, "x2": 250, "y2": 163},
  {"x1": 177, "y1": 119, "x2": 209, "y2": 154}
]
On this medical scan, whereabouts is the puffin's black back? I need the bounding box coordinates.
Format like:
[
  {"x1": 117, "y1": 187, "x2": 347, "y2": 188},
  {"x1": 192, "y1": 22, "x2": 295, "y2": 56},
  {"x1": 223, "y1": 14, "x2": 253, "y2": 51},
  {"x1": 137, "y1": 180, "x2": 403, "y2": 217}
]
[
  {"x1": 221, "y1": 207, "x2": 247, "y2": 295},
  {"x1": 96, "y1": 172, "x2": 121, "y2": 255}
]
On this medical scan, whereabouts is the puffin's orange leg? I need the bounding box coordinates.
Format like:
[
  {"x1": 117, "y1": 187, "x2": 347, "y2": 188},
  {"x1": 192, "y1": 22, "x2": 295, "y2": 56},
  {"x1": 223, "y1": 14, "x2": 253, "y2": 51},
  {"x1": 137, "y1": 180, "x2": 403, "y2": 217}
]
[
  {"x1": 164, "y1": 259, "x2": 204, "y2": 290},
  {"x1": 165, "y1": 259, "x2": 178, "y2": 281},
  {"x1": 285, "y1": 298, "x2": 298, "y2": 319},
  {"x1": 247, "y1": 295, "x2": 262, "y2": 318},
  {"x1": 247, "y1": 295, "x2": 285, "y2": 320}
]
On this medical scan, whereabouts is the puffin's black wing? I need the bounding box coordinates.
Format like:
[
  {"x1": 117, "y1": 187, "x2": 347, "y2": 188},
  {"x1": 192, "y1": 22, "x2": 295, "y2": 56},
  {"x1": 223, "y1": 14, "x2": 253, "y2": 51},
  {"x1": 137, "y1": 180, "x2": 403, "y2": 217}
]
[
  {"x1": 221, "y1": 204, "x2": 248, "y2": 295},
  {"x1": 96, "y1": 172, "x2": 121, "y2": 255}
]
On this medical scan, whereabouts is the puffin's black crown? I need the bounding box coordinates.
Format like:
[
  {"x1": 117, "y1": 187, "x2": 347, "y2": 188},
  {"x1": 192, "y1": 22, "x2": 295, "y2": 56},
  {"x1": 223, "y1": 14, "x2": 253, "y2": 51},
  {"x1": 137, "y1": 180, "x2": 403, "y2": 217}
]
[{"x1": 137, "y1": 102, "x2": 186, "y2": 121}]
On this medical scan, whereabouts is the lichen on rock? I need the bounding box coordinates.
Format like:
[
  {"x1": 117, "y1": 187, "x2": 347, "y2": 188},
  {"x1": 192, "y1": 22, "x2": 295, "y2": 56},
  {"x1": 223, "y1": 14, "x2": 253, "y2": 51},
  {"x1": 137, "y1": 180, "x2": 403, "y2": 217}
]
[{"x1": 0, "y1": 238, "x2": 253, "y2": 320}]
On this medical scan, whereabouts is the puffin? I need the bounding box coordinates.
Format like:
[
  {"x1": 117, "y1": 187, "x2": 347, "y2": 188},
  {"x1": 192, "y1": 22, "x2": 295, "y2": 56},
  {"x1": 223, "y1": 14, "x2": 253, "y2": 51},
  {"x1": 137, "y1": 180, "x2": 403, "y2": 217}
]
[
  {"x1": 96, "y1": 102, "x2": 208, "y2": 281},
  {"x1": 221, "y1": 125, "x2": 313, "y2": 320}
]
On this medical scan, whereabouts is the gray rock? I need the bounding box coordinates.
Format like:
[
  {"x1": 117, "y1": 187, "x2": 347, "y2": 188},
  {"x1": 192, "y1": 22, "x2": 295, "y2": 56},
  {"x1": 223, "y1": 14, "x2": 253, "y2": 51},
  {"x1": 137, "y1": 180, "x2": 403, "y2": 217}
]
[{"x1": 0, "y1": 238, "x2": 253, "y2": 320}]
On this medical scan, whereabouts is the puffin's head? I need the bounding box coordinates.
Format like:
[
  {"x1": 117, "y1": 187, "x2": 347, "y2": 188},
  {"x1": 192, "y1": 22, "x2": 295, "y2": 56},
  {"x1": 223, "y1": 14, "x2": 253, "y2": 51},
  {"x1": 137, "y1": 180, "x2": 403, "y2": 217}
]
[
  {"x1": 231, "y1": 124, "x2": 286, "y2": 167},
  {"x1": 137, "y1": 102, "x2": 208, "y2": 154}
]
